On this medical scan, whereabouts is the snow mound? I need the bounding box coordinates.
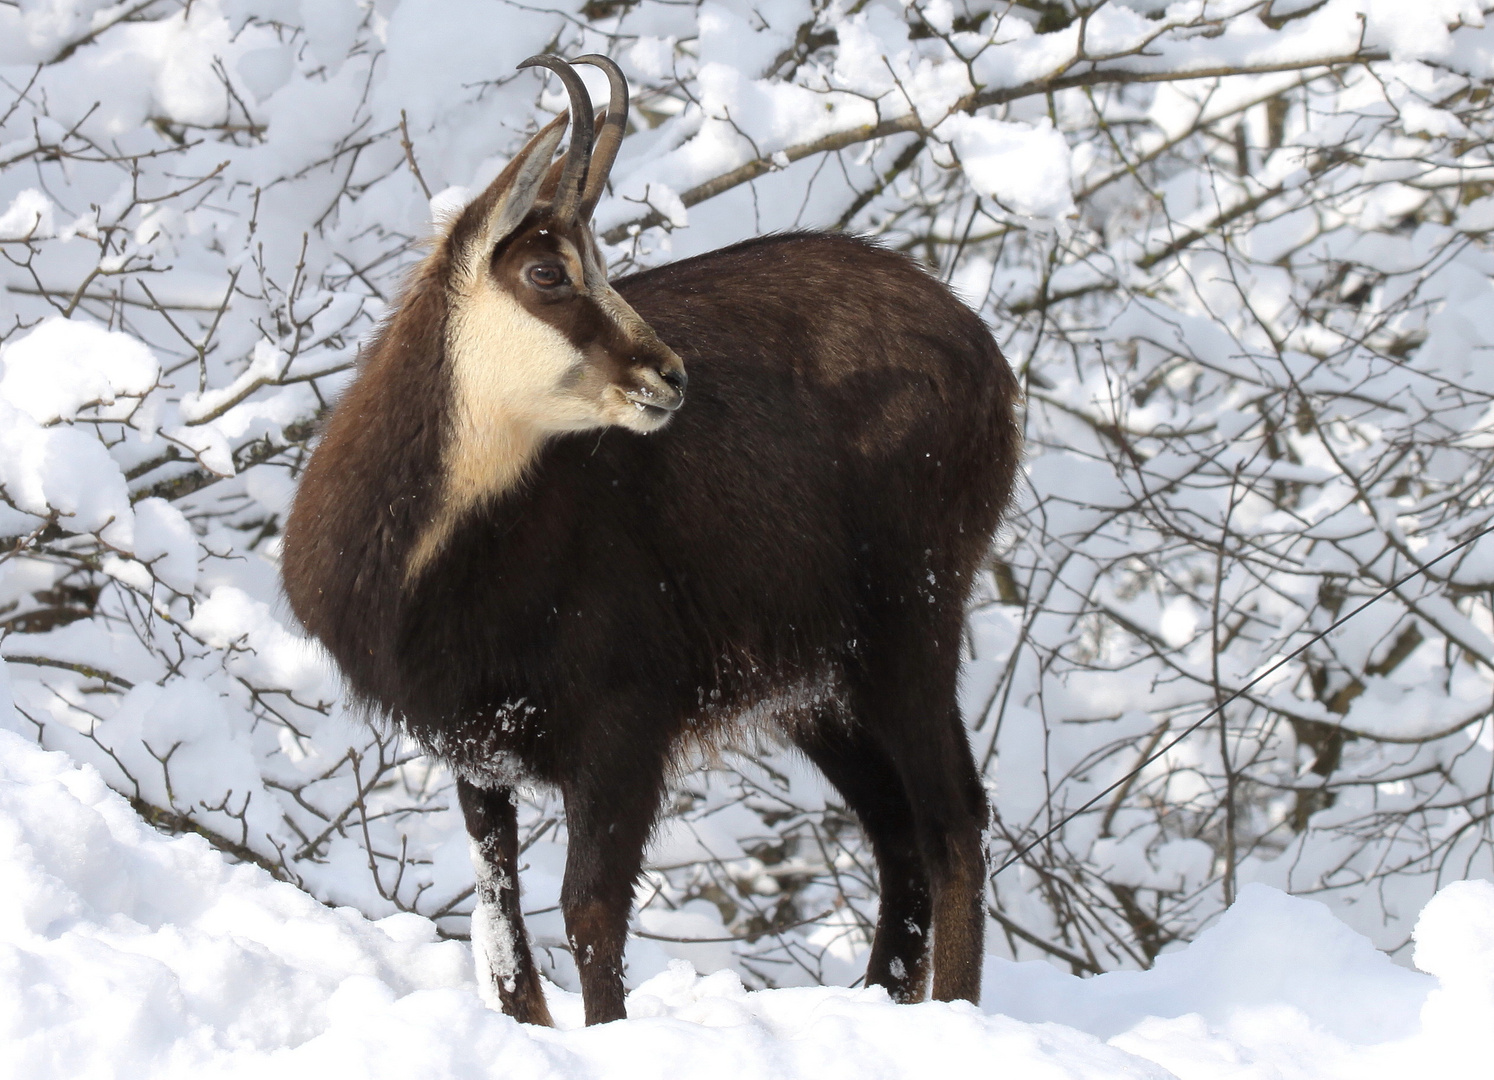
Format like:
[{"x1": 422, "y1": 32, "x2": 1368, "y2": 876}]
[
  {"x1": 982, "y1": 883, "x2": 1433, "y2": 1043},
  {"x1": 1, "y1": 707, "x2": 1491, "y2": 1079},
  {"x1": 0, "y1": 725, "x2": 472, "y2": 1078}
]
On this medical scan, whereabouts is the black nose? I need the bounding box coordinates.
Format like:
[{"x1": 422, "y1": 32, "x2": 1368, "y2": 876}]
[{"x1": 660, "y1": 366, "x2": 687, "y2": 395}]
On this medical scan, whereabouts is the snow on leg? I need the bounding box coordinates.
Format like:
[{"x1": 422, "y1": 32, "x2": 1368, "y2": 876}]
[{"x1": 457, "y1": 779, "x2": 553, "y2": 1026}]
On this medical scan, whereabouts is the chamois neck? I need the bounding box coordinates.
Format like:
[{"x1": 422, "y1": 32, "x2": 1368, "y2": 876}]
[{"x1": 406, "y1": 411, "x2": 543, "y2": 581}]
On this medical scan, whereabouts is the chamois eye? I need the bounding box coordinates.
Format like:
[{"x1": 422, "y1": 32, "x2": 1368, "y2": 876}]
[{"x1": 527, "y1": 264, "x2": 566, "y2": 289}]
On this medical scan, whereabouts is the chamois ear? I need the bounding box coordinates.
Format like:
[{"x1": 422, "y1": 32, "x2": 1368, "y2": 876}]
[{"x1": 449, "y1": 112, "x2": 567, "y2": 279}]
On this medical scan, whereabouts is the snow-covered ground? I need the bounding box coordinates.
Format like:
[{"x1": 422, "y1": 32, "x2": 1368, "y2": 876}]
[{"x1": 4, "y1": 691, "x2": 1490, "y2": 1079}]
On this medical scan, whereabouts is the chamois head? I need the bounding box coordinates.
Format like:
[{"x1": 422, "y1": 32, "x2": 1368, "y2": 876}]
[
  {"x1": 442, "y1": 55, "x2": 685, "y2": 436},
  {"x1": 396, "y1": 55, "x2": 685, "y2": 575}
]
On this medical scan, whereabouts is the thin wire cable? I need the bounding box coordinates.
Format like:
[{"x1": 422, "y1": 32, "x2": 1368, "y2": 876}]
[{"x1": 991, "y1": 519, "x2": 1494, "y2": 877}]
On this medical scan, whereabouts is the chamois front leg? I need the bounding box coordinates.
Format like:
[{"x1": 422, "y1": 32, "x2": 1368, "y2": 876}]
[
  {"x1": 458, "y1": 779, "x2": 555, "y2": 1026},
  {"x1": 560, "y1": 744, "x2": 668, "y2": 1025}
]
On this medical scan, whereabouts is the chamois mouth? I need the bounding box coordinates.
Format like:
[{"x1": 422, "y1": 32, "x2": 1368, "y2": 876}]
[
  {"x1": 624, "y1": 385, "x2": 684, "y2": 414},
  {"x1": 624, "y1": 395, "x2": 674, "y2": 421}
]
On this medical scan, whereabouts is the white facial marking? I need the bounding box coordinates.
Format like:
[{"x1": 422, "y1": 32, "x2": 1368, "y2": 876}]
[
  {"x1": 408, "y1": 268, "x2": 599, "y2": 577},
  {"x1": 406, "y1": 228, "x2": 678, "y2": 579}
]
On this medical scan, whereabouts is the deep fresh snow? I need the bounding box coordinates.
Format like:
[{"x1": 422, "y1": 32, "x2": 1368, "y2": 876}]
[{"x1": 2, "y1": 703, "x2": 1490, "y2": 1079}]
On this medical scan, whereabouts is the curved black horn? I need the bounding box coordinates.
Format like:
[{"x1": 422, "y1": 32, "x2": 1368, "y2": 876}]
[
  {"x1": 517, "y1": 54, "x2": 594, "y2": 224},
  {"x1": 572, "y1": 54, "x2": 629, "y2": 221}
]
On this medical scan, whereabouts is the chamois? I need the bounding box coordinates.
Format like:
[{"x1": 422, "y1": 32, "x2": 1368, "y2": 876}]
[{"x1": 281, "y1": 53, "x2": 1021, "y2": 1027}]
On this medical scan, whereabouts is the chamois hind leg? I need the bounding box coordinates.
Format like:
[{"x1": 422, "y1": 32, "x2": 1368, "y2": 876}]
[
  {"x1": 906, "y1": 706, "x2": 988, "y2": 1002},
  {"x1": 854, "y1": 632, "x2": 988, "y2": 1004},
  {"x1": 458, "y1": 779, "x2": 555, "y2": 1026},
  {"x1": 795, "y1": 717, "x2": 933, "y2": 1002},
  {"x1": 559, "y1": 727, "x2": 669, "y2": 1026}
]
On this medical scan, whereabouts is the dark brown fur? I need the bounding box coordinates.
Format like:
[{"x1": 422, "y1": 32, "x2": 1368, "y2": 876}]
[{"x1": 283, "y1": 228, "x2": 1020, "y2": 1025}]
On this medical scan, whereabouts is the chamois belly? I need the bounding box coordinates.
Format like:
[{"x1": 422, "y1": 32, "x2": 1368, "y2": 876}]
[
  {"x1": 393, "y1": 617, "x2": 845, "y2": 790},
  {"x1": 391, "y1": 512, "x2": 850, "y2": 786}
]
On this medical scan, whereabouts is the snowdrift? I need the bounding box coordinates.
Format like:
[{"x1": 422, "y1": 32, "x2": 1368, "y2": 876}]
[{"x1": 3, "y1": 722, "x2": 1491, "y2": 1080}]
